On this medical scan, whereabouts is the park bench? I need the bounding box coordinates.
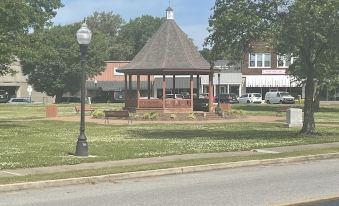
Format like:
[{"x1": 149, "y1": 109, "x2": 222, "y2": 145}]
[
  {"x1": 104, "y1": 110, "x2": 131, "y2": 124},
  {"x1": 75, "y1": 104, "x2": 94, "y2": 114}
]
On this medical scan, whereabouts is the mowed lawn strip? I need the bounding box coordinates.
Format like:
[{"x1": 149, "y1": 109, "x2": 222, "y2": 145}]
[
  {"x1": 0, "y1": 103, "x2": 338, "y2": 170},
  {"x1": 1, "y1": 147, "x2": 339, "y2": 185}
]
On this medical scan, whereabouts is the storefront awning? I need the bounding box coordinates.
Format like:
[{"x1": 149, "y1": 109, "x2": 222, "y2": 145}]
[{"x1": 245, "y1": 75, "x2": 299, "y2": 87}]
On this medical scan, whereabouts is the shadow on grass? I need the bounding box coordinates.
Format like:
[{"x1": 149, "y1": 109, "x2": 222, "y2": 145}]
[
  {"x1": 233, "y1": 104, "x2": 303, "y2": 112},
  {"x1": 0, "y1": 120, "x2": 28, "y2": 128},
  {"x1": 126, "y1": 129, "x2": 300, "y2": 140},
  {"x1": 318, "y1": 107, "x2": 339, "y2": 113}
]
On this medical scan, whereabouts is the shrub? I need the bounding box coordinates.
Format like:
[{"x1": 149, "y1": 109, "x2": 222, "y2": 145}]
[
  {"x1": 91, "y1": 110, "x2": 104, "y2": 119},
  {"x1": 170, "y1": 114, "x2": 177, "y2": 120},
  {"x1": 187, "y1": 112, "x2": 196, "y2": 120},
  {"x1": 149, "y1": 112, "x2": 158, "y2": 120},
  {"x1": 224, "y1": 110, "x2": 246, "y2": 116}
]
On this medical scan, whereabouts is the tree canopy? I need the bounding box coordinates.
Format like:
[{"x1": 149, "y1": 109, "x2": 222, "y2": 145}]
[
  {"x1": 0, "y1": 0, "x2": 63, "y2": 75},
  {"x1": 207, "y1": 0, "x2": 339, "y2": 134},
  {"x1": 21, "y1": 23, "x2": 109, "y2": 102}
]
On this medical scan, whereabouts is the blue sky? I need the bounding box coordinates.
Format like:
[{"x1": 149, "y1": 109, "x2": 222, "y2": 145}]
[{"x1": 52, "y1": 0, "x2": 216, "y2": 49}]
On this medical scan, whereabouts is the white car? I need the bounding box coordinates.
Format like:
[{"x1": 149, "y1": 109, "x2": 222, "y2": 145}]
[
  {"x1": 7, "y1": 98, "x2": 32, "y2": 104},
  {"x1": 238, "y1": 93, "x2": 262, "y2": 104}
]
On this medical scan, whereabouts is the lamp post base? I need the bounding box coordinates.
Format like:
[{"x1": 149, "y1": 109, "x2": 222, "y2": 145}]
[{"x1": 75, "y1": 134, "x2": 88, "y2": 156}]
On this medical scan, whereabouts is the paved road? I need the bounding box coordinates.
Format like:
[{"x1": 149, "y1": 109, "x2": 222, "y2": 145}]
[{"x1": 1, "y1": 159, "x2": 339, "y2": 206}]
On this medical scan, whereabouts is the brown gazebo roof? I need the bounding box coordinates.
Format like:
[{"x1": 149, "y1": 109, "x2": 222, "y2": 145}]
[{"x1": 117, "y1": 10, "x2": 211, "y2": 75}]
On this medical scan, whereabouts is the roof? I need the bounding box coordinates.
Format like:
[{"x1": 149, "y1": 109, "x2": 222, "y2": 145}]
[
  {"x1": 86, "y1": 80, "x2": 149, "y2": 91},
  {"x1": 117, "y1": 19, "x2": 211, "y2": 75}
]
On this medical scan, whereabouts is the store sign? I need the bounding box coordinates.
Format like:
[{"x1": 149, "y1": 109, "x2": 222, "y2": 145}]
[{"x1": 262, "y1": 70, "x2": 286, "y2": 75}]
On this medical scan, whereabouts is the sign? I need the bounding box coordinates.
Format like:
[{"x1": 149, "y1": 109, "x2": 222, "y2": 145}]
[
  {"x1": 27, "y1": 85, "x2": 33, "y2": 95},
  {"x1": 262, "y1": 70, "x2": 286, "y2": 75}
]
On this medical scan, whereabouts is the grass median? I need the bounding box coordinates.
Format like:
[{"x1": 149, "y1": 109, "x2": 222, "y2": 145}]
[{"x1": 1, "y1": 147, "x2": 339, "y2": 185}]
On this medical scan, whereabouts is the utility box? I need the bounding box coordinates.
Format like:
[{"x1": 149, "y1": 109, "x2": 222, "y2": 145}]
[{"x1": 286, "y1": 108, "x2": 303, "y2": 127}]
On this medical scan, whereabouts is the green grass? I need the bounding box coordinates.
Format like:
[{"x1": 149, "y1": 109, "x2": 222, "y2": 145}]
[
  {"x1": 1, "y1": 147, "x2": 339, "y2": 185},
  {"x1": 0, "y1": 103, "x2": 338, "y2": 170}
]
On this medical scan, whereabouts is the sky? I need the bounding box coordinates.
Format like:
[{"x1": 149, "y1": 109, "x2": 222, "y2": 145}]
[{"x1": 52, "y1": 0, "x2": 216, "y2": 49}]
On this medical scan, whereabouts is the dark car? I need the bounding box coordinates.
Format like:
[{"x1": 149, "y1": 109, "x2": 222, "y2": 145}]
[
  {"x1": 0, "y1": 90, "x2": 9, "y2": 103},
  {"x1": 215, "y1": 93, "x2": 239, "y2": 104},
  {"x1": 193, "y1": 98, "x2": 209, "y2": 112}
]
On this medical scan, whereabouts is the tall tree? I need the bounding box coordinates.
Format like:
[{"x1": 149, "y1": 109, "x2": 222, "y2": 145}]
[
  {"x1": 206, "y1": 0, "x2": 339, "y2": 135},
  {"x1": 21, "y1": 23, "x2": 109, "y2": 102},
  {"x1": 0, "y1": 0, "x2": 63, "y2": 75},
  {"x1": 117, "y1": 15, "x2": 163, "y2": 60},
  {"x1": 274, "y1": 0, "x2": 339, "y2": 134}
]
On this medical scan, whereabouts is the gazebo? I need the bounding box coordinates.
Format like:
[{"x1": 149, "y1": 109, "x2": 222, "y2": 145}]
[{"x1": 117, "y1": 7, "x2": 214, "y2": 113}]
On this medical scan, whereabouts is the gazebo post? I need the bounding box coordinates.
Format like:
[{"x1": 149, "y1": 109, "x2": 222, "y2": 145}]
[
  {"x1": 124, "y1": 73, "x2": 128, "y2": 104},
  {"x1": 208, "y1": 72, "x2": 214, "y2": 112},
  {"x1": 162, "y1": 75, "x2": 166, "y2": 110},
  {"x1": 196, "y1": 75, "x2": 200, "y2": 98},
  {"x1": 147, "y1": 74, "x2": 151, "y2": 99},
  {"x1": 128, "y1": 74, "x2": 132, "y2": 90},
  {"x1": 137, "y1": 75, "x2": 140, "y2": 109},
  {"x1": 190, "y1": 75, "x2": 193, "y2": 110},
  {"x1": 173, "y1": 75, "x2": 176, "y2": 98}
]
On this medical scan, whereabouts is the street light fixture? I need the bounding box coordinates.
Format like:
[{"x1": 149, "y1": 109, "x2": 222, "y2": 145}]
[{"x1": 75, "y1": 23, "x2": 92, "y2": 157}]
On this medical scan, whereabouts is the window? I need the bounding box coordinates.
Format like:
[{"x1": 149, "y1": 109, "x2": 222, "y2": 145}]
[
  {"x1": 249, "y1": 53, "x2": 271, "y2": 68},
  {"x1": 113, "y1": 68, "x2": 124, "y2": 76},
  {"x1": 277, "y1": 55, "x2": 294, "y2": 68}
]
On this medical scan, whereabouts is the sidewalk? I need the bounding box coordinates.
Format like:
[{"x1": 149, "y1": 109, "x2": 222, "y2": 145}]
[{"x1": 1, "y1": 142, "x2": 339, "y2": 178}]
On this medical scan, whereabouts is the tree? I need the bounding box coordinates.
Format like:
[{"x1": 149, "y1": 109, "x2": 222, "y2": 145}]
[
  {"x1": 117, "y1": 15, "x2": 163, "y2": 60},
  {"x1": 206, "y1": 0, "x2": 339, "y2": 135},
  {"x1": 274, "y1": 0, "x2": 339, "y2": 134},
  {"x1": 0, "y1": 0, "x2": 63, "y2": 75},
  {"x1": 21, "y1": 23, "x2": 109, "y2": 102}
]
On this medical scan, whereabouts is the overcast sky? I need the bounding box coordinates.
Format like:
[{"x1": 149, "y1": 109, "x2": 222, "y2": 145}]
[{"x1": 52, "y1": 0, "x2": 216, "y2": 49}]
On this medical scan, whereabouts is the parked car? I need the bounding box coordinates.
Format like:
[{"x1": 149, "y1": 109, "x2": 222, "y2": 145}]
[
  {"x1": 0, "y1": 90, "x2": 9, "y2": 103},
  {"x1": 113, "y1": 91, "x2": 125, "y2": 103},
  {"x1": 7, "y1": 97, "x2": 32, "y2": 104},
  {"x1": 238, "y1": 93, "x2": 262, "y2": 104},
  {"x1": 59, "y1": 96, "x2": 91, "y2": 104},
  {"x1": 215, "y1": 93, "x2": 239, "y2": 104},
  {"x1": 193, "y1": 98, "x2": 209, "y2": 111},
  {"x1": 265, "y1": 91, "x2": 295, "y2": 104}
]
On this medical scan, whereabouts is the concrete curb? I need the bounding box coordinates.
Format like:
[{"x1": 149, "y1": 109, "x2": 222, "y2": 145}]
[{"x1": 1, "y1": 152, "x2": 339, "y2": 193}]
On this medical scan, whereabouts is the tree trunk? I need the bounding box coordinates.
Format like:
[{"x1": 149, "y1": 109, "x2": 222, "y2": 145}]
[
  {"x1": 300, "y1": 76, "x2": 316, "y2": 135},
  {"x1": 313, "y1": 86, "x2": 320, "y2": 112},
  {"x1": 54, "y1": 89, "x2": 64, "y2": 103}
]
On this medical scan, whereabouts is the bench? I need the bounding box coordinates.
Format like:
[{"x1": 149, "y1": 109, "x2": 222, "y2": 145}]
[
  {"x1": 75, "y1": 104, "x2": 94, "y2": 114},
  {"x1": 104, "y1": 110, "x2": 131, "y2": 124}
]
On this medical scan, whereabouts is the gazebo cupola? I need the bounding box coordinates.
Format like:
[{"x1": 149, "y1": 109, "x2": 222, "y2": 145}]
[
  {"x1": 166, "y1": 6, "x2": 174, "y2": 20},
  {"x1": 117, "y1": 6, "x2": 214, "y2": 113}
]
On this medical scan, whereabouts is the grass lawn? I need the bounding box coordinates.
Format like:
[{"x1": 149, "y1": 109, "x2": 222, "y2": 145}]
[{"x1": 0, "y1": 103, "x2": 338, "y2": 170}]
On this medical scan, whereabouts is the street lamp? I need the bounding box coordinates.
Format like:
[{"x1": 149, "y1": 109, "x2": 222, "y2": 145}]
[{"x1": 75, "y1": 23, "x2": 92, "y2": 156}]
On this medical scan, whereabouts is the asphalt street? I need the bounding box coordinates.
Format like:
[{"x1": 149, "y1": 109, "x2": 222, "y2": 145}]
[{"x1": 1, "y1": 158, "x2": 339, "y2": 206}]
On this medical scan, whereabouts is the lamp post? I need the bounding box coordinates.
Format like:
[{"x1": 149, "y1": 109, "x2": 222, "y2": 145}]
[
  {"x1": 217, "y1": 72, "x2": 221, "y2": 107},
  {"x1": 75, "y1": 23, "x2": 92, "y2": 156}
]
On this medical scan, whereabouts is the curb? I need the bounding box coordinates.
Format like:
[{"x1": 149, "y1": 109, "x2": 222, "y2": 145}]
[{"x1": 1, "y1": 152, "x2": 339, "y2": 192}]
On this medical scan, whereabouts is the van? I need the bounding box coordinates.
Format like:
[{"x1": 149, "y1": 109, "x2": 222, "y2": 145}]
[{"x1": 265, "y1": 91, "x2": 295, "y2": 104}]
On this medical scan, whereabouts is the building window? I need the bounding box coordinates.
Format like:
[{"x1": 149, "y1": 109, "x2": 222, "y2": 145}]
[
  {"x1": 277, "y1": 55, "x2": 294, "y2": 68},
  {"x1": 114, "y1": 67, "x2": 124, "y2": 76},
  {"x1": 249, "y1": 53, "x2": 271, "y2": 68}
]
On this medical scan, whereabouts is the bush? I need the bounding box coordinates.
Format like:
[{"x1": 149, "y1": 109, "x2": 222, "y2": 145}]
[
  {"x1": 170, "y1": 114, "x2": 177, "y2": 120},
  {"x1": 187, "y1": 112, "x2": 196, "y2": 120},
  {"x1": 143, "y1": 112, "x2": 158, "y2": 120},
  {"x1": 91, "y1": 110, "x2": 104, "y2": 119},
  {"x1": 224, "y1": 109, "x2": 246, "y2": 116}
]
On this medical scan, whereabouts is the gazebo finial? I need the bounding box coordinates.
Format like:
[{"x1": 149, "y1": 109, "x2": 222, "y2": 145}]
[{"x1": 166, "y1": 1, "x2": 174, "y2": 20}]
